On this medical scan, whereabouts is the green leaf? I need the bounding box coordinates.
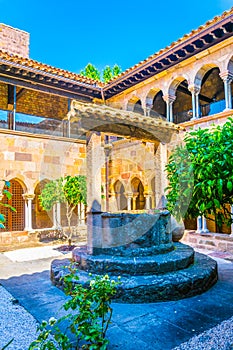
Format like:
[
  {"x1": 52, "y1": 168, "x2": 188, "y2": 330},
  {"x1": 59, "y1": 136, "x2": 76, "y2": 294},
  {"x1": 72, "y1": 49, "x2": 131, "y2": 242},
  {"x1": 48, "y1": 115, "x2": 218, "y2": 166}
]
[{"x1": 227, "y1": 181, "x2": 233, "y2": 191}]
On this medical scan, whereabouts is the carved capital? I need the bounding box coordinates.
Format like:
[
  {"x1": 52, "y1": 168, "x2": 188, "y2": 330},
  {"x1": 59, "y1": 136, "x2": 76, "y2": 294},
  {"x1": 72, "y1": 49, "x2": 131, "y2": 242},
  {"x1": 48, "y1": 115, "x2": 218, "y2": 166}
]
[
  {"x1": 162, "y1": 94, "x2": 176, "y2": 104},
  {"x1": 22, "y1": 193, "x2": 35, "y2": 201},
  {"x1": 219, "y1": 71, "x2": 233, "y2": 83},
  {"x1": 188, "y1": 84, "x2": 201, "y2": 95}
]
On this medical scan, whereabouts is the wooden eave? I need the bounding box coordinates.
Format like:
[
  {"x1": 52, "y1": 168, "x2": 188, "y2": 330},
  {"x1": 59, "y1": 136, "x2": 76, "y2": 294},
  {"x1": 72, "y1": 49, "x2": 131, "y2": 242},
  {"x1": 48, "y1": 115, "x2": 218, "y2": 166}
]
[
  {"x1": 0, "y1": 55, "x2": 103, "y2": 101},
  {"x1": 103, "y1": 9, "x2": 233, "y2": 99}
]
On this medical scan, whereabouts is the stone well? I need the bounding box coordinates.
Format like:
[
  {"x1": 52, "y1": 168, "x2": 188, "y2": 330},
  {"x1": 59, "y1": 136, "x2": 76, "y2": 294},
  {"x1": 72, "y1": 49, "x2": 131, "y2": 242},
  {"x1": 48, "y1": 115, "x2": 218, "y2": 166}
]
[{"x1": 51, "y1": 210, "x2": 218, "y2": 303}]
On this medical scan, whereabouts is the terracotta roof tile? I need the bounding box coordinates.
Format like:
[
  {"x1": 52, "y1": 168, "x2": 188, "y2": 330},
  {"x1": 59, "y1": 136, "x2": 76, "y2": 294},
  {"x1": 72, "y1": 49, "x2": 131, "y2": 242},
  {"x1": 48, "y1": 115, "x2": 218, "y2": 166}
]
[
  {"x1": 108, "y1": 7, "x2": 233, "y2": 83},
  {"x1": 0, "y1": 49, "x2": 105, "y2": 87}
]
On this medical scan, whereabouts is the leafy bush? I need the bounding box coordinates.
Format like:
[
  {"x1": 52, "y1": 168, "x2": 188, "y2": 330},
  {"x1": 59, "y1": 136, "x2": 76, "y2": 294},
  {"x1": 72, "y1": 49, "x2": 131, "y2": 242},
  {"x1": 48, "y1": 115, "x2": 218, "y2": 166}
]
[{"x1": 29, "y1": 267, "x2": 121, "y2": 350}]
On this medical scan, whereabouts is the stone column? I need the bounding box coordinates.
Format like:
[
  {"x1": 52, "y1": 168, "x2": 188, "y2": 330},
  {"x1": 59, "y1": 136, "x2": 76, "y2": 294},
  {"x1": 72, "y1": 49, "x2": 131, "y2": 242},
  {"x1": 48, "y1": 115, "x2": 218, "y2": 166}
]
[
  {"x1": 132, "y1": 192, "x2": 139, "y2": 210},
  {"x1": 126, "y1": 192, "x2": 133, "y2": 210},
  {"x1": 220, "y1": 72, "x2": 233, "y2": 110},
  {"x1": 163, "y1": 94, "x2": 176, "y2": 122},
  {"x1": 86, "y1": 132, "x2": 105, "y2": 254},
  {"x1": 86, "y1": 131, "x2": 104, "y2": 212},
  {"x1": 196, "y1": 216, "x2": 202, "y2": 234},
  {"x1": 189, "y1": 85, "x2": 201, "y2": 119},
  {"x1": 202, "y1": 216, "x2": 209, "y2": 233},
  {"x1": 155, "y1": 143, "x2": 168, "y2": 206},
  {"x1": 104, "y1": 141, "x2": 112, "y2": 212},
  {"x1": 23, "y1": 194, "x2": 35, "y2": 231},
  {"x1": 144, "y1": 191, "x2": 152, "y2": 210}
]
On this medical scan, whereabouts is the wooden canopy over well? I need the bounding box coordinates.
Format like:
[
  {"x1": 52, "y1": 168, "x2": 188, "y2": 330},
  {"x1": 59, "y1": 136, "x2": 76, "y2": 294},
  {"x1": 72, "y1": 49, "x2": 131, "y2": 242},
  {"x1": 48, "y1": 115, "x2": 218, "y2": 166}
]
[{"x1": 68, "y1": 100, "x2": 182, "y2": 144}]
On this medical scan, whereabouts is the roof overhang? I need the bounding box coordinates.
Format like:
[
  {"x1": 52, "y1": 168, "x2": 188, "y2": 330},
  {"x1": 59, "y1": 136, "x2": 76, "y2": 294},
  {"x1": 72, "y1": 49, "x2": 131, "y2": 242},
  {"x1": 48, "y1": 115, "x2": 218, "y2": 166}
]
[
  {"x1": 0, "y1": 54, "x2": 103, "y2": 101},
  {"x1": 103, "y1": 10, "x2": 233, "y2": 99},
  {"x1": 67, "y1": 100, "x2": 183, "y2": 144}
]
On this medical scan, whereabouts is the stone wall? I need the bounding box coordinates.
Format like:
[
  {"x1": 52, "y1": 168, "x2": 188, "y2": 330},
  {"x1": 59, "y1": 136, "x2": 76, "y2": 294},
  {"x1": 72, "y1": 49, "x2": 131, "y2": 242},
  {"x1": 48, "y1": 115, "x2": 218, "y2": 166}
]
[
  {"x1": 0, "y1": 82, "x2": 68, "y2": 119},
  {"x1": 0, "y1": 24, "x2": 29, "y2": 57},
  {"x1": 0, "y1": 131, "x2": 86, "y2": 193},
  {"x1": 182, "y1": 230, "x2": 233, "y2": 253}
]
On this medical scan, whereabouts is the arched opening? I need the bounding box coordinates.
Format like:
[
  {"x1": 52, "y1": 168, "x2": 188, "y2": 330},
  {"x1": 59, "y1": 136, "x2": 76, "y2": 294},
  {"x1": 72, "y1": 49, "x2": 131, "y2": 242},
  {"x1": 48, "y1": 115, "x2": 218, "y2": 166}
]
[
  {"x1": 0, "y1": 179, "x2": 25, "y2": 232},
  {"x1": 131, "y1": 177, "x2": 145, "y2": 210},
  {"x1": 32, "y1": 180, "x2": 53, "y2": 229},
  {"x1": 199, "y1": 67, "x2": 224, "y2": 116},
  {"x1": 151, "y1": 91, "x2": 166, "y2": 118},
  {"x1": 133, "y1": 100, "x2": 144, "y2": 115},
  {"x1": 173, "y1": 79, "x2": 192, "y2": 123},
  {"x1": 114, "y1": 180, "x2": 127, "y2": 210}
]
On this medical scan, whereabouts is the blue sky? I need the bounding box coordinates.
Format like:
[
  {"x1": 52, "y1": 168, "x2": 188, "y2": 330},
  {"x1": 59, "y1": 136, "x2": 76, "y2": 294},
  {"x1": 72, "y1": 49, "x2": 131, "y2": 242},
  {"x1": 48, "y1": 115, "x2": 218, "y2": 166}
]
[{"x1": 0, "y1": 0, "x2": 232, "y2": 74}]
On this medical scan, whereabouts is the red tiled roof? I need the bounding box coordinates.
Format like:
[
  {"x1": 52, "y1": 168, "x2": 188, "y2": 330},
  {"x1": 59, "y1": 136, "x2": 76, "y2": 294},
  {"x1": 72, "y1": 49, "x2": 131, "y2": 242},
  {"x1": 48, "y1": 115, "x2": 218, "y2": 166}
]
[{"x1": 0, "y1": 50, "x2": 106, "y2": 87}]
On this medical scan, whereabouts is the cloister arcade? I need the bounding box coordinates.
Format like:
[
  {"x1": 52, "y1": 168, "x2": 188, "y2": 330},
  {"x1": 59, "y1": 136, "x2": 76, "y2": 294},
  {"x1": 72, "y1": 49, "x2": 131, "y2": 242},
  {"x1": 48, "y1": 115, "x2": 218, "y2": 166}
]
[{"x1": 124, "y1": 58, "x2": 233, "y2": 124}]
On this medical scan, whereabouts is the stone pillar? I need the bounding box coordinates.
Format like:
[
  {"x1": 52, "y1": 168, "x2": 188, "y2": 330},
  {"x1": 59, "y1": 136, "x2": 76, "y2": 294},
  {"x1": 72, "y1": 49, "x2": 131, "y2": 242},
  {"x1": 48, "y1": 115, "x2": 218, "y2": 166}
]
[
  {"x1": 189, "y1": 85, "x2": 201, "y2": 119},
  {"x1": 202, "y1": 216, "x2": 209, "y2": 233},
  {"x1": 220, "y1": 72, "x2": 233, "y2": 110},
  {"x1": 151, "y1": 193, "x2": 156, "y2": 209},
  {"x1": 23, "y1": 194, "x2": 35, "y2": 231},
  {"x1": 163, "y1": 94, "x2": 176, "y2": 122},
  {"x1": 196, "y1": 216, "x2": 202, "y2": 234},
  {"x1": 86, "y1": 132, "x2": 104, "y2": 212},
  {"x1": 144, "y1": 191, "x2": 152, "y2": 210},
  {"x1": 86, "y1": 132, "x2": 105, "y2": 254},
  {"x1": 155, "y1": 143, "x2": 168, "y2": 206},
  {"x1": 126, "y1": 192, "x2": 133, "y2": 211},
  {"x1": 104, "y1": 141, "x2": 112, "y2": 212},
  {"x1": 132, "y1": 192, "x2": 138, "y2": 210}
]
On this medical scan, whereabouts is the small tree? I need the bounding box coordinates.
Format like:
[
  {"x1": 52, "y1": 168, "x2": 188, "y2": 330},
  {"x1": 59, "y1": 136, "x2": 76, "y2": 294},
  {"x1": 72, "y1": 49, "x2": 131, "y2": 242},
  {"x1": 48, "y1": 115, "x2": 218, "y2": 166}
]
[
  {"x1": 39, "y1": 178, "x2": 66, "y2": 228},
  {"x1": 39, "y1": 176, "x2": 87, "y2": 244},
  {"x1": 80, "y1": 63, "x2": 122, "y2": 83},
  {"x1": 103, "y1": 64, "x2": 122, "y2": 83},
  {"x1": 80, "y1": 63, "x2": 101, "y2": 81},
  {"x1": 166, "y1": 118, "x2": 233, "y2": 230},
  {"x1": 0, "y1": 180, "x2": 16, "y2": 228},
  {"x1": 63, "y1": 175, "x2": 87, "y2": 243}
]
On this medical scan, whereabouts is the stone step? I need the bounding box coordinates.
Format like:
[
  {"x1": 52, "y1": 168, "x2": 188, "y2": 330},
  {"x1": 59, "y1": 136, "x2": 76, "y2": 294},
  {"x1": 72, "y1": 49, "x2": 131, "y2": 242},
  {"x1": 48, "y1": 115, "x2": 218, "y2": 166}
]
[
  {"x1": 51, "y1": 252, "x2": 217, "y2": 303},
  {"x1": 72, "y1": 243, "x2": 195, "y2": 275}
]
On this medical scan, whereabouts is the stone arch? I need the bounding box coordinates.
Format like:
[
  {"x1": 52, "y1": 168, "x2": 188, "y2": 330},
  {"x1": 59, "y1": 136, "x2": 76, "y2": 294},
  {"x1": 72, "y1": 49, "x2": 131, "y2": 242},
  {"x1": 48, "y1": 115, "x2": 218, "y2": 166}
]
[
  {"x1": 113, "y1": 180, "x2": 127, "y2": 210},
  {"x1": 131, "y1": 177, "x2": 145, "y2": 210},
  {"x1": 195, "y1": 65, "x2": 224, "y2": 117},
  {"x1": 168, "y1": 75, "x2": 189, "y2": 96},
  {"x1": 169, "y1": 77, "x2": 192, "y2": 123},
  {"x1": 0, "y1": 178, "x2": 25, "y2": 232},
  {"x1": 32, "y1": 179, "x2": 53, "y2": 229},
  {"x1": 227, "y1": 56, "x2": 233, "y2": 74},
  {"x1": 127, "y1": 96, "x2": 144, "y2": 115},
  {"x1": 227, "y1": 56, "x2": 233, "y2": 108},
  {"x1": 194, "y1": 63, "x2": 219, "y2": 87}
]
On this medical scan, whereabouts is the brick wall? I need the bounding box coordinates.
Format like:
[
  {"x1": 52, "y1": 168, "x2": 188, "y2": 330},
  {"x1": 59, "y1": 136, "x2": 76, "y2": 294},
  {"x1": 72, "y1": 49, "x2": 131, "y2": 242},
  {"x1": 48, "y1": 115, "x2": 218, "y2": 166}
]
[{"x1": 0, "y1": 23, "x2": 29, "y2": 57}]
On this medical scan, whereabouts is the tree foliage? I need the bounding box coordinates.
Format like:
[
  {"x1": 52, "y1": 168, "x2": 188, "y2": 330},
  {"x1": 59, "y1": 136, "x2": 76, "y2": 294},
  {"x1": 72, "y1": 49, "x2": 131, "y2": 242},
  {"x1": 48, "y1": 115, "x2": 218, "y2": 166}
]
[
  {"x1": 0, "y1": 180, "x2": 16, "y2": 228},
  {"x1": 80, "y1": 63, "x2": 122, "y2": 83},
  {"x1": 39, "y1": 176, "x2": 87, "y2": 239},
  {"x1": 80, "y1": 63, "x2": 101, "y2": 81},
  {"x1": 166, "y1": 118, "x2": 233, "y2": 229},
  {"x1": 39, "y1": 178, "x2": 65, "y2": 212}
]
